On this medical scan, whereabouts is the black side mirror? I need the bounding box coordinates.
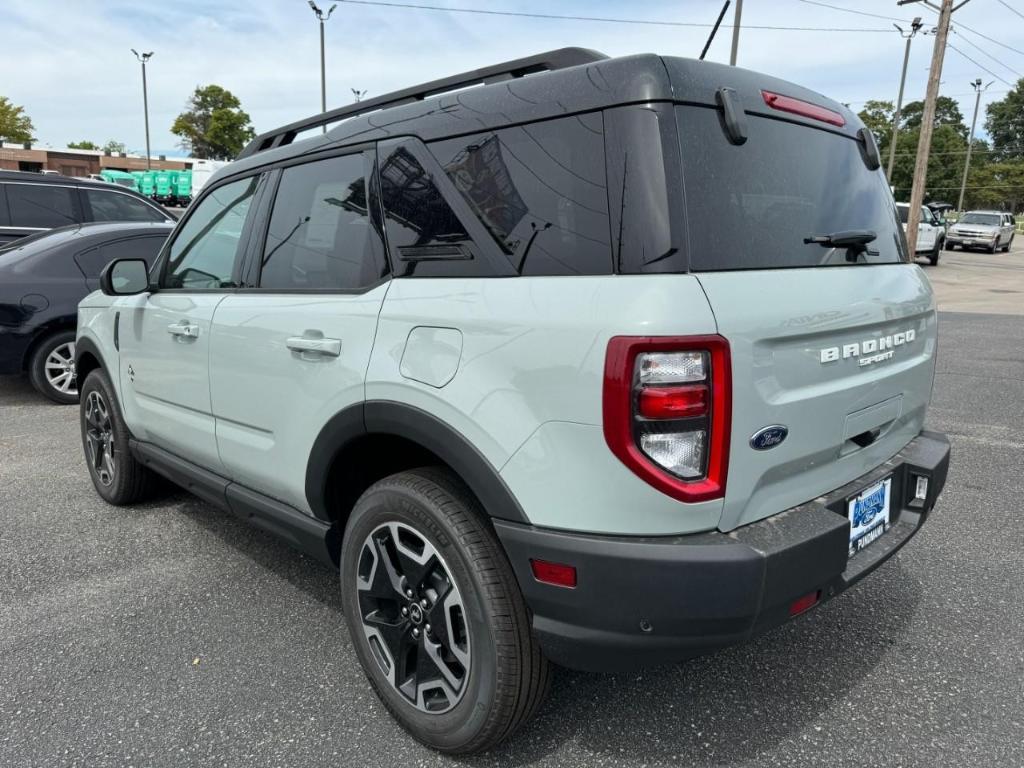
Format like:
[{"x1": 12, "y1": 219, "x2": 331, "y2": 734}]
[{"x1": 99, "y1": 259, "x2": 150, "y2": 296}]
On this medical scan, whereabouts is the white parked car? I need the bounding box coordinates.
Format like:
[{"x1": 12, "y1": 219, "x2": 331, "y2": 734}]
[{"x1": 896, "y1": 202, "x2": 945, "y2": 265}]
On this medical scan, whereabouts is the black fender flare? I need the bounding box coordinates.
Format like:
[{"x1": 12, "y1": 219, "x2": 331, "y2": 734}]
[
  {"x1": 73, "y1": 335, "x2": 109, "y2": 380},
  {"x1": 305, "y1": 400, "x2": 529, "y2": 525}
]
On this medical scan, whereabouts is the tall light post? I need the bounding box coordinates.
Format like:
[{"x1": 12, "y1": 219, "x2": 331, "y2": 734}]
[
  {"x1": 886, "y1": 17, "x2": 924, "y2": 181},
  {"x1": 957, "y1": 78, "x2": 993, "y2": 212},
  {"x1": 729, "y1": 0, "x2": 743, "y2": 65},
  {"x1": 131, "y1": 49, "x2": 154, "y2": 170},
  {"x1": 308, "y1": 2, "x2": 337, "y2": 131}
]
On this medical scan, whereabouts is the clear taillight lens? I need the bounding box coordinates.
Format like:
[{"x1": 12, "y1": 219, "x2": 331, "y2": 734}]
[
  {"x1": 640, "y1": 430, "x2": 707, "y2": 479},
  {"x1": 637, "y1": 351, "x2": 706, "y2": 384}
]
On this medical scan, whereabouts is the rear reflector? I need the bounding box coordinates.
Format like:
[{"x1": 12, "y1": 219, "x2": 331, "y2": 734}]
[
  {"x1": 789, "y1": 590, "x2": 821, "y2": 617},
  {"x1": 530, "y1": 559, "x2": 577, "y2": 588},
  {"x1": 761, "y1": 90, "x2": 845, "y2": 127},
  {"x1": 638, "y1": 384, "x2": 708, "y2": 420}
]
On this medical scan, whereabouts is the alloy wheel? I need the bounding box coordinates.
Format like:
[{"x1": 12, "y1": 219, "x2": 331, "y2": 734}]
[
  {"x1": 44, "y1": 342, "x2": 77, "y2": 396},
  {"x1": 84, "y1": 390, "x2": 116, "y2": 486},
  {"x1": 356, "y1": 521, "x2": 471, "y2": 714}
]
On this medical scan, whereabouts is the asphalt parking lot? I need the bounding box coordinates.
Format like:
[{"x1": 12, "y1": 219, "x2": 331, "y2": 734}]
[{"x1": 2, "y1": 251, "x2": 1023, "y2": 767}]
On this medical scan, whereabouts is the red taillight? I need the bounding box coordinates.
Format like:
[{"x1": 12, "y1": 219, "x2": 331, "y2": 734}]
[
  {"x1": 603, "y1": 336, "x2": 731, "y2": 503},
  {"x1": 638, "y1": 384, "x2": 708, "y2": 420},
  {"x1": 530, "y1": 559, "x2": 577, "y2": 588},
  {"x1": 789, "y1": 590, "x2": 821, "y2": 617},
  {"x1": 761, "y1": 90, "x2": 845, "y2": 127}
]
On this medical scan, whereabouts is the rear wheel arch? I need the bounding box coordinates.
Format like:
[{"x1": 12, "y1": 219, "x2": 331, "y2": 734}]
[
  {"x1": 306, "y1": 401, "x2": 530, "y2": 534},
  {"x1": 22, "y1": 318, "x2": 77, "y2": 371}
]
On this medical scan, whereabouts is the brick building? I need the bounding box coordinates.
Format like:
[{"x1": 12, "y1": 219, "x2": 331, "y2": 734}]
[{"x1": 0, "y1": 143, "x2": 192, "y2": 176}]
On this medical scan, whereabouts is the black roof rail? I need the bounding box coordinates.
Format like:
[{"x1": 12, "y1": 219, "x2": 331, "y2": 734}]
[{"x1": 237, "y1": 47, "x2": 608, "y2": 159}]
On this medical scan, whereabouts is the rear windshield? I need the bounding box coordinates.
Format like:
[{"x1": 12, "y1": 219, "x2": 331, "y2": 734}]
[
  {"x1": 960, "y1": 213, "x2": 1001, "y2": 226},
  {"x1": 677, "y1": 106, "x2": 907, "y2": 270}
]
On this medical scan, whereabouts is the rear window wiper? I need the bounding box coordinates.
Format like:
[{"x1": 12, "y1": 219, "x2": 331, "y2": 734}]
[
  {"x1": 803, "y1": 230, "x2": 877, "y2": 248},
  {"x1": 804, "y1": 230, "x2": 878, "y2": 263}
]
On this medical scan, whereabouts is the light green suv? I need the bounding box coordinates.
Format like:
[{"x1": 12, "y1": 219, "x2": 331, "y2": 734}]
[{"x1": 74, "y1": 48, "x2": 951, "y2": 754}]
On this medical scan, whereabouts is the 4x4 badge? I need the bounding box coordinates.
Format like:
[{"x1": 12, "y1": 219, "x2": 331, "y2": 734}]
[{"x1": 750, "y1": 425, "x2": 788, "y2": 450}]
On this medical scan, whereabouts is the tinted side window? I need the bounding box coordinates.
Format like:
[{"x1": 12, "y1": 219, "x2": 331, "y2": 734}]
[
  {"x1": 259, "y1": 154, "x2": 387, "y2": 290},
  {"x1": 6, "y1": 184, "x2": 79, "y2": 228},
  {"x1": 76, "y1": 235, "x2": 167, "y2": 278},
  {"x1": 84, "y1": 189, "x2": 166, "y2": 223},
  {"x1": 428, "y1": 114, "x2": 612, "y2": 276},
  {"x1": 378, "y1": 140, "x2": 496, "y2": 277},
  {"x1": 163, "y1": 176, "x2": 260, "y2": 290}
]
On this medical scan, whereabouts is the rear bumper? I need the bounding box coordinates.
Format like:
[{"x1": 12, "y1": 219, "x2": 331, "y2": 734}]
[{"x1": 495, "y1": 430, "x2": 950, "y2": 672}]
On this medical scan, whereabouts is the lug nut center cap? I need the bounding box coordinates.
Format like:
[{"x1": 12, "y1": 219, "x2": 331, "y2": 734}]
[{"x1": 408, "y1": 603, "x2": 424, "y2": 625}]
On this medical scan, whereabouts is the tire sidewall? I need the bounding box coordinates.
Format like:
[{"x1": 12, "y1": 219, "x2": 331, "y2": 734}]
[
  {"x1": 30, "y1": 330, "x2": 79, "y2": 405},
  {"x1": 339, "y1": 479, "x2": 501, "y2": 752},
  {"x1": 79, "y1": 369, "x2": 133, "y2": 504}
]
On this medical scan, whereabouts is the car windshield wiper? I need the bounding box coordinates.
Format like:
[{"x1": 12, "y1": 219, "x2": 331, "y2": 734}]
[{"x1": 803, "y1": 230, "x2": 877, "y2": 249}]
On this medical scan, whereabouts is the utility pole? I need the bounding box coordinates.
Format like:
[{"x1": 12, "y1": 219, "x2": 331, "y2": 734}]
[
  {"x1": 729, "y1": 0, "x2": 743, "y2": 65},
  {"x1": 131, "y1": 49, "x2": 154, "y2": 170},
  {"x1": 307, "y1": 2, "x2": 337, "y2": 131},
  {"x1": 957, "y1": 78, "x2": 992, "y2": 212},
  {"x1": 887, "y1": 18, "x2": 923, "y2": 181},
  {"x1": 899, "y1": 0, "x2": 971, "y2": 254}
]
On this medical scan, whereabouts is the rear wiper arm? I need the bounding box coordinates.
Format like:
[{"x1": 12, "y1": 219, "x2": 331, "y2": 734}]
[{"x1": 803, "y1": 230, "x2": 877, "y2": 249}]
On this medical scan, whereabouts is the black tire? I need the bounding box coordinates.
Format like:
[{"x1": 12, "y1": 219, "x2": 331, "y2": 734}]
[
  {"x1": 944, "y1": 241, "x2": 955, "y2": 251},
  {"x1": 340, "y1": 468, "x2": 549, "y2": 754},
  {"x1": 929, "y1": 239, "x2": 941, "y2": 266},
  {"x1": 79, "y1": 368, "x2": 155, "y2": 505},
  {"x1": 1002, "y1": 236, "x2": 1012, "y2": 252},
  {"x1": 988, "y1": 241, "x2": 998, "y2": 253},
  {"x1": 27, "y1": 329, "x2": 79, "y2": 404}
]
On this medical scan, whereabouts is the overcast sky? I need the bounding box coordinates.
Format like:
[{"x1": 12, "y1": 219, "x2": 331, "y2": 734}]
[{"x1": 4, "y1": 0, "x2": 1022, "y2": 156}]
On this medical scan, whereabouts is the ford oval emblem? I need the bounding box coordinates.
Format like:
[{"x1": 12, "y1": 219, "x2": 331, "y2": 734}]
[{"x1": 750, "y1": 425, "x2": 788, "y2": 450}]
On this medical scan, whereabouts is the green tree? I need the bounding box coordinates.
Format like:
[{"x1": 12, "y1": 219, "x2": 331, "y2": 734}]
[
  {"x1": 67, "y1": 140, "x2": 100, "y2": 150},
  {"x1": 985, "y1": 78, "x2": 1024, "y2": 160},
  {"x1": 887, "y1": 123, "x2": 970, "y2": 204},
  {"x1": 965, "y1": 159, "x2": 1024, "y2": 211},
  {"x1": 900, "y1": 96, "x2": 967, "y2": 139},
  {"x1": 170, "y1": 84, "x2": 255, "y2": 160},
  {"x1": 0, "y1": 96, "x2": 35, "y2": 143},
  {"x1": 102, "y1": 140, "x2": 126, "y2": 154},
  {"x1": 857, "y1": 100, "x2": 895, "y2": 146}
]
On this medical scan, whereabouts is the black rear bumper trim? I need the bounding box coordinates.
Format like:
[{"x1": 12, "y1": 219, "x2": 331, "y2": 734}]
[{"x1": 494, "y1": 430, "x2": 950, "y2": 671}]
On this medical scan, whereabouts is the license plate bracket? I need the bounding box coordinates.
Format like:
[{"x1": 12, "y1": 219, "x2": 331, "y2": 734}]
[{"x1": 847, "y1": 476, "x2": 892, "y2": 558}]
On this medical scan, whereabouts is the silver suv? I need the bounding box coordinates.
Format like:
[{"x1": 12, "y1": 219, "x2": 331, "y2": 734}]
[
  {"x1": 946, "y1": 210, "x2": 1016, "y2": 253},
  {"x1": 75, "y1": 49, "x2": 950, "y2": 754}
]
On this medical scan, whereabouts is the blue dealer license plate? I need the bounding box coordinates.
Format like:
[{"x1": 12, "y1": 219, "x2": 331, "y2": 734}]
[{"x1": 847, "y1": 477, "x2": 892, "y2": 558}]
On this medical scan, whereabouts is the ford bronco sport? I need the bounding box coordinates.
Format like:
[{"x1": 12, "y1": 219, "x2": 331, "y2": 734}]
[{"x1": 75, "y1": 49, "x2": 950, "y2": 754}]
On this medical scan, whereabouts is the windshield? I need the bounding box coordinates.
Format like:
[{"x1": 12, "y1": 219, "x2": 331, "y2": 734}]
[
  {"x1": 960, "y1": 213, "x2": 1001, "y2": 226},
  {"x1": 677, "y1": 106, "x2": 907, "y2": 270}
]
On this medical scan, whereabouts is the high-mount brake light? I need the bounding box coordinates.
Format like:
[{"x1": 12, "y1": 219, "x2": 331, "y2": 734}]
[
  {"x1": 603, "y1": 336, "x2": 731, "y2": 503},
  {"x1": 761, "y1": 90, "x2": 846, "y2": 127}
]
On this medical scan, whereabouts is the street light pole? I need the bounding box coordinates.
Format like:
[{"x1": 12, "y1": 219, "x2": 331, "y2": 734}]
[
  {"x1": 729, "y1": 0, "x2": 743, "y2": 65},
  {"x1": 957, "y1": 78, "x2": 992, "y2": 212},
  {"x1": 131, "y1": 49, "x2": 154, "y2": 170},
  {"x1": 886, "y1": 18, "x2": 923, "y2": 181},
  {"x1": 899, "y1": 0, "x2": 972, "y2": 254},
  {"x1": 308, "y1": 2, "x2": 337, "y2": 132}
]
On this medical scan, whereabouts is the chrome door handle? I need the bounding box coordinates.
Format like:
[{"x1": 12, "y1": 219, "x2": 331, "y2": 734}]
[
  {"x1": 286, "y1": 336, "x2": 341, "y2": 357},
  {"x1": 167, "y1": 322, "x2": 200, "y2": 338}
]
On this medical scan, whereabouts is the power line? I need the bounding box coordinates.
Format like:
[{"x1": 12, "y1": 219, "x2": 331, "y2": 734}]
[
  {"x1": 336, "y1": 0, "x2": 895, "y2": 31},
  {"x1": 946, "y1": 43, "x2": 1015, "y2": 87},
  {"x1": 952, "y1": 28, "x2": 1024, "y2": 79},
  {"x1": 796, "y1": 0, "x2": 911, "y2": 23},
  {"x1": 996, "y1": 0, "x2": 1024, "y2": 22},
  {"x1": 918, "y1": 3, "x2": 1024, "y2": 59}
]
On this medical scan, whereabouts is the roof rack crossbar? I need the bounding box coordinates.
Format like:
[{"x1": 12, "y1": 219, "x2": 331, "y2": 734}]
[{"x1": 238, "y1": 47, "x2": 607, "y2": 159}]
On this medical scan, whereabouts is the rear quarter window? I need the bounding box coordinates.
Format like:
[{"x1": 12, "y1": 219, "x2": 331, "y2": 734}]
[
  {"x1": 677, "y1": 106, "x2": 907, "y2": 270},
  {"x1": 6, "y1": 183, "x2": 80, "y2": 229}
]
